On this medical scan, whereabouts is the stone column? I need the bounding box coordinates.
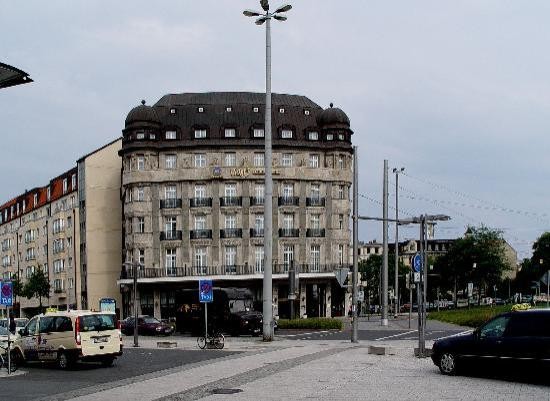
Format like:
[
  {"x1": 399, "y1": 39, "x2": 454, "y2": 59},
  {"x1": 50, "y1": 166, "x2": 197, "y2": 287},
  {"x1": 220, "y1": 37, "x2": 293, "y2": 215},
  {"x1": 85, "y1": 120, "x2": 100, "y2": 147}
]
[
  {"x1": 325, "y1": 284, "x2": 332, "y2": 317},
  {"x1": 272, "y1": 285, "x2": 279, "y2": 319},
  {"x1": 153, "y1": 290, "x2": 161, "y2": 319},
  {"x1": 300, "y1": 282, "x2": 307, "y2": 318}
]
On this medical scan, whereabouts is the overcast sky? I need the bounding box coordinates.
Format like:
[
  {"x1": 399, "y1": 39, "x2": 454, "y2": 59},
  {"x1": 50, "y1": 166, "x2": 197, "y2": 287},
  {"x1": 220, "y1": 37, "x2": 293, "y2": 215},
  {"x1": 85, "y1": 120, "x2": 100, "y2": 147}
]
[{"x1": 1, "y1": 0, "x2": 549, "y2": 261}]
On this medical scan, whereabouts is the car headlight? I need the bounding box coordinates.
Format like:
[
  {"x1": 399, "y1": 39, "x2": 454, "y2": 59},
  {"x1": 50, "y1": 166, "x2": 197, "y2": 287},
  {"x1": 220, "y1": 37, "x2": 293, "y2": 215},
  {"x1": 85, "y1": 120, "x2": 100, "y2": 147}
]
[{"x1": 156, "y1": 327, "x2": 162, "y2": 331}]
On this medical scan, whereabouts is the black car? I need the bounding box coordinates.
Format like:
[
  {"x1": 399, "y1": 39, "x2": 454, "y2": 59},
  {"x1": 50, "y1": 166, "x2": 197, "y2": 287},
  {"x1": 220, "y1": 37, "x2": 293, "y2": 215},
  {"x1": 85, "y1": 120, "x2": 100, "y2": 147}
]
[
  {"x1": 226, "y1": 310, "x2": 262, "y2": 336},
  {"x1": 431, "y1": 309, "x2": 550, "y2": 375},
  {"x1": 121, "y1": 315, "x2": 174, "y2": 336}
]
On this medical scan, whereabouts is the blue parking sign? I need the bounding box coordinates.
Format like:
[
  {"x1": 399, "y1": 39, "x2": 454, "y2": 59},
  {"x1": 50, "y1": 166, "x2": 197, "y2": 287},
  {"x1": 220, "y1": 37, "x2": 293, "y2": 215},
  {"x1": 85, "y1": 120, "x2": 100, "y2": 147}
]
[
  {"x1": 412, "y1": 253, "x2": 423, "y2": 273},
  {"x1": 199, "y1": 280, "x2": 213, "y2": 303},
  {"x1": 0, "y1": 281, "x2": 13, "y2": 306}
]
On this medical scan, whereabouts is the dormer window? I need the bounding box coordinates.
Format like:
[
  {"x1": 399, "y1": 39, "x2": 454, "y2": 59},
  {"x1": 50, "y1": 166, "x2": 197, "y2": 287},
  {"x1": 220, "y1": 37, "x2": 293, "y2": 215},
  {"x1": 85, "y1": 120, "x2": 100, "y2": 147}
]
[
  {"x1": 63, "y1": 178, "x2": 68, "y2": 194},
  {"x1": 136, "y1": 132, "x2": 145, "y2": 140},
  {"x1": 253, "y1": 128, "x2": 265, "y2": 138},
  {"x1": 166, "y1": 130, "x2": 177, "y2": 140},
  {"x1": 226, "y1": 106, "x2": 232, "y2": 112},
  {"x1": 47, "y1": 187, "x2": 51, "y2": 201},
  {"x1": 338, "y1": 133, "x2": 345, "y2": 141},
  {"x1": 149, "y1": 133, "x2": 156, "y2": 140},
  {"x1": 279, "y1": 108, "x2": 285, "y2": 114},
  {"x1": 72, "y1": 174, "x2": 76, "y2": 190},
  {"x1": 281, "y1": 129, "x2": 293, "y2": 139},
  {"x1": 326, "y1": 133, "x2": 334, "y2": 141},
  {"x1": 224, "y1": 128, "x2": 236, "y2": 138},
  {"x1": 198, "y1": 107, "x2": 204, "y2": 113},
  {"x1": 304, "y1": 109, "x2": 310, "y2": 115},
  {"x1": 308, "y1": 131, "x2": 319, "y2": 141},
  {"x1": 194, "y1": 129, "x2": 207, "y2": 139},
  {"x1": 253, "y1": 107, "x2": 259, "y2": 113},
  {"x1": 34, "y1": 193, "x2": 38, "y2": 206},
  {"x1": 170, "y1": 108, "x2": 177, "y2": 114}
]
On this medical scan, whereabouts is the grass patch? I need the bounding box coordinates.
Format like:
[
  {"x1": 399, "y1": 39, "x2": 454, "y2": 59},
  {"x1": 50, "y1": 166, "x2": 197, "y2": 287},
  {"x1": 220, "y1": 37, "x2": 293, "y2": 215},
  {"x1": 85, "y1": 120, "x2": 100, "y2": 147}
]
[
  {"x1": 428, "y1": 305, "x2": 512, "y2": 328},
  {"x1": 277, "y1": 317, "x2": 343, "y2": 330}
]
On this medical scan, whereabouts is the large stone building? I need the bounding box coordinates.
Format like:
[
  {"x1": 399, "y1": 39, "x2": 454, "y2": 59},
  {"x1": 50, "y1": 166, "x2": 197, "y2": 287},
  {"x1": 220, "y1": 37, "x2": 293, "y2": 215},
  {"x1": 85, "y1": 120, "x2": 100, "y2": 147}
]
[
  {"x1": 0, "y1": 139, "x2": 122, "y2": 316},
  {"x1": 117, "y1": 92, "x2": 354, "y2": 320}
]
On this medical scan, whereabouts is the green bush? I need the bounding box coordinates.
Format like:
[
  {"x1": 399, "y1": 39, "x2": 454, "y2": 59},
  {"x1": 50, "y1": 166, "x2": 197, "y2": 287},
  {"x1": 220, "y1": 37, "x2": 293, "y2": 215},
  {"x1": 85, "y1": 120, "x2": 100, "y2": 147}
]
[
  {"x1": 428, "y1": 305, "x2": 512, "y2": 328},
  {"x1": 277, "y1": 317, "x2": 343, "y2": 330}
]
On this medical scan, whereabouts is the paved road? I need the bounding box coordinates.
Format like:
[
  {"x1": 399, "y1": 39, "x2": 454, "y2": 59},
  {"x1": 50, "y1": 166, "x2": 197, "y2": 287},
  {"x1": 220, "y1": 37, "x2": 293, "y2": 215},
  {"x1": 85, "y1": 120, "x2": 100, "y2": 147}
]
[{"x1": 0, "y1": 348, "x2": 239, "y2": 401}]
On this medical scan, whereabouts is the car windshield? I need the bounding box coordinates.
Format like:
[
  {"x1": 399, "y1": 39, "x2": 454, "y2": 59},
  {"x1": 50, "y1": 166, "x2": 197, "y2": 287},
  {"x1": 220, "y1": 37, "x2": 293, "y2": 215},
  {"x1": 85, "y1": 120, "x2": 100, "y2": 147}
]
[
  {"x1": 79, "y1": 314, "x2": 117, "y2": 332},
  {"x1": 0, "y1": 326, "x2": 8, "y2": 335},
  {"x1": 142, "y1": 316, "x2": 160, "y2": 324},
  {"x1": 16, "y1": 319, "x2": 28, "y2": 327}
]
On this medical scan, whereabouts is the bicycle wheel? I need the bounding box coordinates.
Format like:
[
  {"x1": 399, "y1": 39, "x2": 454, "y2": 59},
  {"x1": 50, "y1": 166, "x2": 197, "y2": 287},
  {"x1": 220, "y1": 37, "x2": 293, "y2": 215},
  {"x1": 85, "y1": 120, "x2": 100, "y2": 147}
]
[
  {"x1": 197, "y1": 336, "x2": 207, "y2": 349},
  {"x1": 214, "y1": 333, "x2": 225, "y2": 349}
]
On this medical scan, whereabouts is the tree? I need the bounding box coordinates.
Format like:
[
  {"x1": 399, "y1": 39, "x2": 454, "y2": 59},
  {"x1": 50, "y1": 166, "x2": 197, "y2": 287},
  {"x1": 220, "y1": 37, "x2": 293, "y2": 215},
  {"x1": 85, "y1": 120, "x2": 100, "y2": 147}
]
[
  {"x1": 11, "y1": 275, "x2": 24, "y2": 314},
  {"x1": 435, "y1": 226, "x2": 510, "y2": 304},
  {"x1": 23, "y1": 270, "x2": 51, "y2": 311},
  {"x1": 532, "y1": 232, "x2": 550, "y2": 276}
]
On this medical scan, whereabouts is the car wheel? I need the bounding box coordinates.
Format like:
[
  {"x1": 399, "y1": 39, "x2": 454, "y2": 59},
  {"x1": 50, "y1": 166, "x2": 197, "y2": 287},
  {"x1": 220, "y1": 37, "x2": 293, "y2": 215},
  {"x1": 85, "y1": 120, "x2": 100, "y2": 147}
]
[
  {"x1": 439, "y1": 353, "x2": 457, "y2": 375},
  {"x1": 57, "y1": 351, "x2": 73, "y2": 370}
]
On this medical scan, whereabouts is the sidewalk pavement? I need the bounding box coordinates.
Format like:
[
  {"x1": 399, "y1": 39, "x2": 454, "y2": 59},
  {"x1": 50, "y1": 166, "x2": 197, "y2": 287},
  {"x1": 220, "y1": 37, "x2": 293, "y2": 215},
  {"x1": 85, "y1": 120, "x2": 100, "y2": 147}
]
[{"x1": 49, "y1": 326, "x2": 549, "y2": 401}]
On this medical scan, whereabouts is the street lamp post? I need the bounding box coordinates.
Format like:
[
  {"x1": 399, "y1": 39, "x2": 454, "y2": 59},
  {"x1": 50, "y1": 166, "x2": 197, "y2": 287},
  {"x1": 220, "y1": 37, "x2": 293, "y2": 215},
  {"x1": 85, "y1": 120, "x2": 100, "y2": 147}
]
[
  {"x1": 244, "y1": 1, "x2": 292, "y2": 342},
  {"x1": 123, "y1": 261, "x2": 143, "y2": 347},
  {"x1": 392, "y1": 167, "x2": 404, "y2": 318}
]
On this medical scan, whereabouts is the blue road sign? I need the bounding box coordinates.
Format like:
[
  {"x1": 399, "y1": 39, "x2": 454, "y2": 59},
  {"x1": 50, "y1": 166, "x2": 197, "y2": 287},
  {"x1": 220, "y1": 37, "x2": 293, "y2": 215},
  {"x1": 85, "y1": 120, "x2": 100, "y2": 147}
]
[
  {"x1": 412, "y1": 253, "x2": 423, "y2": 273},
  {"x1": 0, "y1": 281, "x2": 13, "y2": 306},
  {"x1": 199, "y1": 280, "x2": 213, "y2": 303}
]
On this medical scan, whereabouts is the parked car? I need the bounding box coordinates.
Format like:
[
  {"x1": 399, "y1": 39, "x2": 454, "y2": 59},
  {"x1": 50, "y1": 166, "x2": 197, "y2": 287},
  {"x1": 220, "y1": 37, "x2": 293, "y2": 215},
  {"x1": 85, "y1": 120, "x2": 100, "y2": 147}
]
[
  {"x1": 13, "y1": 310, "x2": 122, "y2": 369},
  {"x1": 120, "y1": 315, "x2": 174, "y2": 336},
  {"x1": 431, "y1": 309, "x2": 550, "y2": 375},
  {"x1": 226, "y1": 310, "x2": 262, "y2": 336},
  {"x1": 0, "y1": 318, "x2": 29, "y2": 330}
]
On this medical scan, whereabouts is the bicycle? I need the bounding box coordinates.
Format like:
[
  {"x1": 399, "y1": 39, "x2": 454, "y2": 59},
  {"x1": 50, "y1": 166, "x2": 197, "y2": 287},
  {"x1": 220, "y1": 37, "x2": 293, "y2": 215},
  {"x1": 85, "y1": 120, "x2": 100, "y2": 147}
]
[
  {"x1": 0, "y1": 340, "x2": 18, "y2": 373},
  {"x1": 197, "y1": 331, "x2": 225, "y2": 349}
]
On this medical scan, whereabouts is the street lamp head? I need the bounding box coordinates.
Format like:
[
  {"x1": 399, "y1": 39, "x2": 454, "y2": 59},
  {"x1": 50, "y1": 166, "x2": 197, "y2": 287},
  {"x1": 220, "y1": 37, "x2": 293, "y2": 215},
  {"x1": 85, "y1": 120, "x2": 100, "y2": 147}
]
[
  {"x1": 274, "y1": 4, "x2": 292, "y2": 13},
  {"x1": 260, "y1": 0, "x2": 270, "y2": 11},
  {"x1": 255, "y1": 16, "x2": 268, "y2": 25},
  {"x1": 273, "y1": 14, "x2": 287, "y2": 21},
  {"x1": 244, "y1": 9, "x2": 263, "y2": 17}
]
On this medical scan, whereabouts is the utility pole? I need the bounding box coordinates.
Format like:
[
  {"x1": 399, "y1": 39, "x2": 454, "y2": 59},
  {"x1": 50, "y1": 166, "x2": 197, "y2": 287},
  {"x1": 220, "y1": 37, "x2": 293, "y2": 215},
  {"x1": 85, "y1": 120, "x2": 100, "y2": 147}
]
[
  {"x1": 351, "y1": 146, "x2": 359, "y2": 342},
  {"x1": 392, "y1": 167, "x2": 404, "y2": 318},
  {"x1": 417, "y1": 215, "x2": 425, "y2": 356},
  {"x1": 381, "y1": 160, "x2": 389, "y2": 326},
  {"x1": 423, "y1": 217, "x2": 428, "y2": 332}
]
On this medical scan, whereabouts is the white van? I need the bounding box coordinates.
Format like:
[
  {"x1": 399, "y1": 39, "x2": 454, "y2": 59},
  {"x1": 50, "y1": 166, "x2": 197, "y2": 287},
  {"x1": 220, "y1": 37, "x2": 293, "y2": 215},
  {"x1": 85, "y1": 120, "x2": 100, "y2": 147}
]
[{"x1": 13, "y1": 310, "x2": 122, "y2": 369}]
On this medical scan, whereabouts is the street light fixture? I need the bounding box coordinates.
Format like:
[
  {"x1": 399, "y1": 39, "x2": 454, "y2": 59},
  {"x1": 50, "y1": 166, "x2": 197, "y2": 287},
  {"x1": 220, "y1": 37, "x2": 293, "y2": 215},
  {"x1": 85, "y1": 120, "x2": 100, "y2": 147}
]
[
  {"x1": 392, "y1": 167, "x2": 405, "y2": 318},
  {"x1": 243, "y1": 1, "x2": 291, "y2": 342},
  {"x1": 122, "y1": 261, "x2": 143, "y2": 348}
]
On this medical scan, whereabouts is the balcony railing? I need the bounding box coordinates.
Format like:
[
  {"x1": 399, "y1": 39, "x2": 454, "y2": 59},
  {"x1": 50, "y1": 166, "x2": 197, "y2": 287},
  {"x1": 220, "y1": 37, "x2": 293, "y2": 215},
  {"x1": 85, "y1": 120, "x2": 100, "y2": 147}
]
[
  {"x1": 278, "y1": 196, "x2": 299, "y2": 206},
  {"x1": 306, "y1": 197, "x2": 326, "y2": 207},
  {"x1": 160, "y1": 198, "x2": 182, "y2": 209},
  {"x1": 278, "y1": 228, "x2": 300, "y2": 238},
  {"x1": 160, "y1": 230, "x2": 183, "y2": 241},
  {"x1": 190, "y1": 197, "x2": 212, "y2": 208},
  {"x1": 220, "y1": 228, "x2": 242, "y2": 238},
  {"x1": 220, "y1": 196, "x2": 242, "y2": 207},
  {"x1": 190, "y1": 229, "x2": 213, "y2": 239},
  {"x1": 306, "y1": 228, "x2": 325, "y2": 238},
  {"x1": 121, "y1": 263, "x2": 350, "y2": 279},
  {"x1": 249, "y1": 196, "x2": 265, "y2": 206},
  {"x1": 250, "y1": 228, "x2": 264, "y2": 238}
]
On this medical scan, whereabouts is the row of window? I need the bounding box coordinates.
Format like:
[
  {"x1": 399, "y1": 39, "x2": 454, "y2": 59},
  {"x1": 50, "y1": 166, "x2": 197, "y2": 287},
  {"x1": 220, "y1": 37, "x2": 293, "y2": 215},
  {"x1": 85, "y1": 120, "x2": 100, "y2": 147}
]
[
  {"x1": 127, "y1": 183, "x2": 348, "y2": 203},
  {"x1": 0, "y1": 217, "x2": 73, "y2": 250},
  {"x1": 169, "y1": 105, "x2": 309, "y2": 115},
  {"x1": 129, "y1": 152, "x2": 350, "y2": 171},
  {"x1": 0, "y1": 176, "x2": 76, "y2": 226},
  {"x1": 1, "y1": 238, "x2": 73, "y2": 265},
  {"x1": 127, "y1": 243, "x2": 348, "y2": 271}
]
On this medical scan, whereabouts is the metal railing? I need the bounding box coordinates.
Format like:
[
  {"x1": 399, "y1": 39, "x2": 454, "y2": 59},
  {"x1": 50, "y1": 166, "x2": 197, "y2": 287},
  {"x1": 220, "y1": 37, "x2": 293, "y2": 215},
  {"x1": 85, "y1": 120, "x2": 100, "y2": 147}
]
[
  {"x1": 220, "y1": 196, "x2": 242, "y2": 207},
  {"x1": 160, "y1": 198, "x2": 182, "y2": 209},
  {"x1": 121, "y1": 263, "x2": 348, "y2": 279},
  {"x1": 279, "y1": 228, "x2": 299, "y2": 237},
  {"x1": 190, "y1": 197, "x2": 212, "y2": 208},
  {"x1": 306, "y1": 197, "x2": 326, "y2": 207},
  {"x1": 160, "y1": 230, "x2": 183, "y2": 241},
  {"x1": 190, "y1": 229, "x2": 213, "y2": 239},
  {"x1": 250, "y1": 228, "x2": 264, "y2": 237},
  {"x1": 278, "y1": 196, "x2": 299, "y2": 206},
  {"x1": 220, "y1": 228, "x2": 242, "y2": 238},
  {"x1": 306, "y1": 228, "x2": 325, "y2": 238},
  {"x1": 249, "y1": 196, "x2": 265, "y2": 206}
]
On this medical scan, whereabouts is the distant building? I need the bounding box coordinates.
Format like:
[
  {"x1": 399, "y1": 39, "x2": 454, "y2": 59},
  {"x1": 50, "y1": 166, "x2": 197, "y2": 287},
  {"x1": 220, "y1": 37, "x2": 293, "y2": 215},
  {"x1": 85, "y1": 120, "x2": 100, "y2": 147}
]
[
  {"x1": 117, "y1": 92, "x2": 354, "y2": 320},
  {"x1": 0, "y1": 139, "x2": 122, "y2": 316}
]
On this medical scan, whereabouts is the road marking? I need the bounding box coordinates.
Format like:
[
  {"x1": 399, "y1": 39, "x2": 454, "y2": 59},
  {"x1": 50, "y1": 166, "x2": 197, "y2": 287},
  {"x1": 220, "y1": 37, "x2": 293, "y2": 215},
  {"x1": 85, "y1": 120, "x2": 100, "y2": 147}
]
[
  {"x1": 431, "y1": 330, "x2": 472, "y2": 341},
  {"x1": 374, "y1": 330, "x2": 417, "y2": 341},
  {"x1": 277, "y1": 330, "x2": 334, "y2": 338}
]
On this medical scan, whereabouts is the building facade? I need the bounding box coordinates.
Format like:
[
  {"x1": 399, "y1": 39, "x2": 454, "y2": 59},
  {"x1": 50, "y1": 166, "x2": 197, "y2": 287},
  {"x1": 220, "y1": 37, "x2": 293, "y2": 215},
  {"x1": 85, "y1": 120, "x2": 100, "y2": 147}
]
[
  {"x1": 0, "y1": 139, "x2": 122, "y2": 316},
  {"x1": 118, "y1": 92, "x2": 354, "y2": 321}
]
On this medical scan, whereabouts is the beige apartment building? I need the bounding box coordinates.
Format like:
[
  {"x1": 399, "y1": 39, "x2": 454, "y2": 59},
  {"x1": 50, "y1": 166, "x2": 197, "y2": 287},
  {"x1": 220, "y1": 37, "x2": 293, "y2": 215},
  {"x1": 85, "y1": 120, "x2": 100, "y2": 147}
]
[
  {"x1": 0, "y1": 139, "x2": 122, "y2": 317},
  {"x1": 117, "y1": 92, "x2": 354, "y2": 322}
]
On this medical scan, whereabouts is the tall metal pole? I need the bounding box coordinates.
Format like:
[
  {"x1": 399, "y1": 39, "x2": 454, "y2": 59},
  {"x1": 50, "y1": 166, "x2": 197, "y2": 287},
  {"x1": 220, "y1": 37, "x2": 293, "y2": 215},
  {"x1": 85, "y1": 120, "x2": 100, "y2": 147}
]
[
  {"x1": 394, "y1": 170, "x2": 400, "y2": 318},
  {"x1": 352, "y1": 146, "x2": 359, "y2": 342},
  {"x1": 418, "y1": 216, "x2": 425, "y2": 356},
  {"x1": 133, "y1": 262, "x2": 139, "y2": 347},
  {"x1": 381, "y1": 160, "x2": 389, "y2": 326},
  {"x1": 263, "y1": 14, "x2": 274, "y2": 342},
  {"x1": 423, "y1": 217, "x2": 428, "y2": 331}
]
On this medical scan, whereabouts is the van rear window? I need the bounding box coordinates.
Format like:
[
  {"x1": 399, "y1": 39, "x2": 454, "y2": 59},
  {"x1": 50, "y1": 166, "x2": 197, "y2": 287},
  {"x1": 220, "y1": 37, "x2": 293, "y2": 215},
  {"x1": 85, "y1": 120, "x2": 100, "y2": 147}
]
[{"x1": 79, "y1": 314, "x2": 116, "y2": 332}]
